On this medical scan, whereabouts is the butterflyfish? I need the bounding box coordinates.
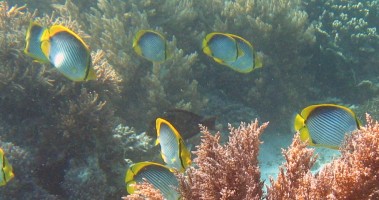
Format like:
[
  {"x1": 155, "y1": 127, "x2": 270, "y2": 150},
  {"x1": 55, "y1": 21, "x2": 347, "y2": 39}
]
[
  {"x1": 133, "y1": 30, "x2": 168, "y2": 63},
  {"x1": 146, "y1": 109, "x2": 216, "y2": 140},
  {"x1": 202, "y1": 32, "x2": 242, "y2": 64},
  {"x1": 125, "y1": 161, "x2": 180, "y2": 200},
  {"x1": 155, "y1": 118, "x2": 191, "y2": 172},
  {"x1": 0, "y1": 148, "x2": 14, "y2": 186},
  {"x1": 224, "y1": 34, "x2": 262, "y2": 73},
  {"x1": 202, "y1": 32, "x2": 262, "y2": 73},
  {"x1": 40, "y1": 25, "x2": 96, "y2": 81},
  {"x1": 294, "y1": 104, "x2": 361, "y2": 149},
  {"x1": 24, "y1": 21, "x2": 49, "y2": 63}
]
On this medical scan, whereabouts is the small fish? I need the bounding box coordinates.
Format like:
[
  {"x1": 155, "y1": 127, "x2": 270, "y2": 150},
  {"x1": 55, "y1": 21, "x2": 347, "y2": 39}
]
[
  {"x1": 0, "y1": 148, "x2": 14, "y2": 186},
  {"x1": 133, "y1": 30, "x2": 168, "y2": 63},
  {"x1": 202, "y1": 32, "x2": 262, "y2": 73},
  {"x1": 24, "y1": 21, "x2": 49, "y2": 62},
  {"x1": 125, "y1": 161, "x2": 180, "y2": 200},
  {"x1": 155, "y1": 118, "x2": 191, "y2": 172},
  {"x1": 146, "y1": 109, "x2": 216, "y2": 140},
  {"x1": 294, "y1": 104, "x2": 361, "y2": 149},
  {"x1": 224, "y1": 34, "x2": 262, "y2": 73},
  {"x1": 40, "y1": 25, "x2": 96, "y2": 81},
  {"x1": 202, "y1": 32, "x2": 242, "y2": 64}
]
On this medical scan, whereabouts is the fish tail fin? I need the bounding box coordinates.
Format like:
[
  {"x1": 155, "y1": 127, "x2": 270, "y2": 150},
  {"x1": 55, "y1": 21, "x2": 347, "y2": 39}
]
[
  {"x1": 85, "y1": 67, "x2": 97, "y2": 81},
  {"x1": 254, "y1": 52, "x2": 263, "y2": 69}
]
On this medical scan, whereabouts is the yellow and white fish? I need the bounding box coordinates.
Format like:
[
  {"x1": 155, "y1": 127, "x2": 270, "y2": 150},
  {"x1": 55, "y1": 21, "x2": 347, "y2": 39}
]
[
  {"x1": 224, "y1": 34, "x2": 262, "y2": 73},
  {"x1": 202, "y1": 32, "x2": 262, "y2": 73},
  {"x1": 294, "y1": 104, "x2": 361, "y2": 149},
  {"x1": 155, "y1": 118, "x2": 191, "y2": 172},
  {"x1": 202, "y1": 32, "x2": 241, "y2": 64},
  {"x1": 40, "y1": 25, "x2": 96, "y2": 81},
  {"x1": 125, "y1": 161, "x2": 180, "y2": 200},
  {"x1": 0, "y1": 148, "x2": 14, "y2": 186}
]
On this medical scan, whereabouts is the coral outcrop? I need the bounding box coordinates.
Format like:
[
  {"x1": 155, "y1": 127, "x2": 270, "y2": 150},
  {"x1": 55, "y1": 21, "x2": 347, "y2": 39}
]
[
  {"x1": 0, "y1": 1, "x2": 131, "y2": 199},
  {"x1": 1, "y1": 0, "x2": 379, "y2": 199},
  {"x1": 128, "y1": 114, "x2": 379, "y2": 199}
]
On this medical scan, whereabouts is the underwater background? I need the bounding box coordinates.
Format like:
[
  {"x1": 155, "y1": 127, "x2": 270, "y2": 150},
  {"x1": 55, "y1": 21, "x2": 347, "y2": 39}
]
[{"x1": 0, "y1": 0, "x2": 378, "y2": 199}]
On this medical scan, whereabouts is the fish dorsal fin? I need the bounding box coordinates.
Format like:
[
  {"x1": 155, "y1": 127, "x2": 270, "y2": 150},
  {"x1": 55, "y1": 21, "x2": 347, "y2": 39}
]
[{"x1": 49, "y1": 25, "x2": 89, "y2": 49}]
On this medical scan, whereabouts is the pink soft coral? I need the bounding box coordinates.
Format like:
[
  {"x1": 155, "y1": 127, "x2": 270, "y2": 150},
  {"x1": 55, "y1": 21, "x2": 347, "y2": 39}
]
[{"x1": 125, "y1": 114, "x2": 379, "y2": 199}]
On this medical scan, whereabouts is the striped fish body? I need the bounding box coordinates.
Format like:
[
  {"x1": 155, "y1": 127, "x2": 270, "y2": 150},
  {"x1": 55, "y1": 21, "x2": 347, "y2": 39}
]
[
  {"x1": 295, "y1": 104, "x2": 360, "y2": 149},
  {"x1": 125, "y1": 162, "x2": 180, "y2": 200},
  {"x1": 46, "y1": 28, "x2": 90, "y2": 81},
  {"x1": 41, "y1": 25, "x2": 95, "y2": 81},
  {"x1": 307, "y1": 107, "x2": 358, "y2": 147},
  {"x1": 156, "y1": 118, "x2": 191, "y2": 172},
  {"x1": 158, "y1": 122, "x2": 181, "y2": 169}
]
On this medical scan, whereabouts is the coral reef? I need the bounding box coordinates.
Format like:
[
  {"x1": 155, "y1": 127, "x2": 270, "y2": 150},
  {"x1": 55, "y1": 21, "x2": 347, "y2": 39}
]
[
  {"x1": 130, "y1": 115, "x2": 378, "y2": 199},
  {"x1": 268, "y1": 113, "x2": 379, "y2": 199},
  {"x1": 0, "y1": 1, "x2": 133, "y2": 199},
  {"x1": 306, "y1": 0, "x2": 379, "y2": 102},
  {"x1": 83, "y1": 0, "x2": 208, "y2": 128},
  {"x1": 152, "y1": 0, "x2": 317, "y2": 127},
  {"x1": 179, "y1": 120, "x2": 268, "y2": 200},
  {"x1": 266, "y1": 133, "x2": 317, "y2": 199},
  {"x1": 122, "y1": 181, "x2": 164, "y2": 200},
  {"x1": 1, "y1": 0, "x2": 379, "y2": 198}
]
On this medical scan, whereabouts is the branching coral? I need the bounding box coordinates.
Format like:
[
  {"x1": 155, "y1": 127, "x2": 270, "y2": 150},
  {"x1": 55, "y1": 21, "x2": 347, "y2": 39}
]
[
  {"x1": 179, "y1": 120, "x2": 268, "y2": 200},
  {"x1": 267, "y1": 113, "x2": 379, "y2": 199},
  {"x1": 82, "y1": 0, "x2": 208, "y2": 128},
  {"x1": 266, "y1": 133, "x2": 317, "y2": 199},
  {"x1": 131, "y1": 115, "x2": 378, "y2": 199},
  {"x1": 122, "y1": 181, "x2": 164, "y2": 200},
  {"x1": 307, "y1": 0, "x2": 379, "y2": 102},
  {"x1": 150, "y1": 0, "x2": 317, "y2": 127},
  {"x1": 0, "y1": 1, "x2": 127, "y2": 199},
  {"x1": 308, "y1": 113, "x2": 379, "y2": 199},
  {"x1": 312, "y1": 0, "x2": 379, "y2": 60}
]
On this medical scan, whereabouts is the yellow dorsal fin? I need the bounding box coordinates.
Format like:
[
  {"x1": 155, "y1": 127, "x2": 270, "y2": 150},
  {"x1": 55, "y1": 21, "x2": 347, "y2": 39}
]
[{"x1": 49, "y1": 25, "x2": 89, "y2": 49}]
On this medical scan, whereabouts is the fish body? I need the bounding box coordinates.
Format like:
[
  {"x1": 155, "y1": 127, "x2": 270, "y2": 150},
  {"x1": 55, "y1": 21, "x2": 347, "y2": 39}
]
[
  {"x1": 202, "y1": 32, "x2": 240, "y2": 64},
  {"x1": 155, "y1": 118, "x2": 191, "y2": 172},
  {"x1": 0, "y1": 148, "x2": 14, "y2": 186},
  {"x1": 24, "y1": 21, "x2": 49, "y2": 62},
  {"x1": 40, "y1": 25, "x2": 96, "y2": 81},
  {"x1": 224, "y1": 34, "x2": 262, "y2": 73},
  {"x1": 294, "y1": 104, "x2": 361, "y2": 149},
  {"x1": 133, "y1": 30, "x2": 167, "y2": 63},
  {"x1": 202, "y1": 32, "x2": 262, "y2": 73},
  {"x1": 125, "y1": 161, "x2": 180, "y2": 200},
  {"x1": 146, "y1": 109, "x2": 216, "y2": 140}
]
